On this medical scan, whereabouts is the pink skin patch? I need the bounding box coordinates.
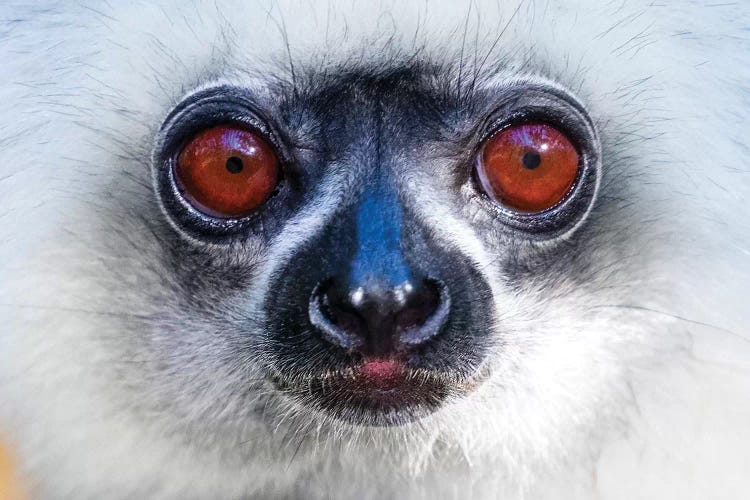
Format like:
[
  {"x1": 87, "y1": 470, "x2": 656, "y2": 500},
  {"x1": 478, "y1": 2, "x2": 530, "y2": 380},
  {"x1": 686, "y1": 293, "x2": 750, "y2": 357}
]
[{"x1": 358, "y1": 358, "x2": 405, "y2": 391}]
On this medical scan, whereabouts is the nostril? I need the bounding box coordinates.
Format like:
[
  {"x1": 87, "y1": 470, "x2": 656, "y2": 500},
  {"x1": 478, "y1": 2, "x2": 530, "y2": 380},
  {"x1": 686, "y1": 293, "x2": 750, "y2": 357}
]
[
  {"x1": 395, "y1": 279, "x2": 442, "y2": 330},
  {"x1": 310, "y1": 280, "x2": 366, "y2": 350},
  {"x1": 320, "y1": 288, "x2": 365, "y2": 338},
  {"x1": 398, "y1": 279, "x2": 450, "y2": 346}
]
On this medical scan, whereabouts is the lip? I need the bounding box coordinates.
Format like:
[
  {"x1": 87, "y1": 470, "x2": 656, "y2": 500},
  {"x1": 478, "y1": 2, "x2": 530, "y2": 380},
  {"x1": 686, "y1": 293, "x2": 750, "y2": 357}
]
[{"x1": 273, "y1": 357, "x2": 484, "y2": 426}]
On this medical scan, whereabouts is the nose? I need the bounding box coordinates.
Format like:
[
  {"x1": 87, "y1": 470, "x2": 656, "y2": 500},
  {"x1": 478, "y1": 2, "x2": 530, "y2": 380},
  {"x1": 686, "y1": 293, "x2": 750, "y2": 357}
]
[{"x1": 310, "y1": 277, "x2": 449, "y2": 355}]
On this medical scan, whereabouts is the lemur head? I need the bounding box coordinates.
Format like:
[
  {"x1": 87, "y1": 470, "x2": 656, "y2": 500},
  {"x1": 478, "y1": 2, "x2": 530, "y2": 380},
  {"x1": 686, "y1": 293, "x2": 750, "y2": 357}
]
[
  {"x1": 2, "y1": 1, "x2": 748, "y2": 497},
  {"x1": 152, "y1": 70, "x2": 600, "y2": 426},
  {"x1": 0, "y1": 1, "x2": 664, "y2": 473}
]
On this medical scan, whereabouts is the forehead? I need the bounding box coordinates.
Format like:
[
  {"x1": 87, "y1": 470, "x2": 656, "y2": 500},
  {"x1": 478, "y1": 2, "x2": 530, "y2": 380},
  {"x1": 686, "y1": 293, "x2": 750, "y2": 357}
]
[{"x1": 276, "y1": 64, "x2": 463, "y2": 150}]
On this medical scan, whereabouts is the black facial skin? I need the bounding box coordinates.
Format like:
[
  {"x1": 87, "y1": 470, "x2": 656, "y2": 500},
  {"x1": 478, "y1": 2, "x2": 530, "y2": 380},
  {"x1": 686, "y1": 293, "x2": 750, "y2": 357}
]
[
  {"x1": 153, "y1": 64, "x2": 600, "y2": 426},
  {"x1": 265, "y1": 186, "x2": 494, "y2": 424}
]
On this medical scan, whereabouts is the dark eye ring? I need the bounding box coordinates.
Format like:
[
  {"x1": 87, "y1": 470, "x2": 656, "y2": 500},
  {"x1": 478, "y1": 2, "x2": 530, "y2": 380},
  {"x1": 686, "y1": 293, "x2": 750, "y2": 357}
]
[
  {"x1": 152, "y1": 86, "x2": 295, "y2": 241},
  {"x1": 471, "y1": 84, "x2": 601, "y2": 237}
]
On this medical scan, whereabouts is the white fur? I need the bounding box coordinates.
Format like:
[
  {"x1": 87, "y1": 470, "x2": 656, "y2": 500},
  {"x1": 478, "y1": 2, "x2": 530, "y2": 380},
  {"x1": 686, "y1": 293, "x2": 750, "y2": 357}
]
[{"x1": 1, "y1": 1, "x2": 749, "y2": 499}]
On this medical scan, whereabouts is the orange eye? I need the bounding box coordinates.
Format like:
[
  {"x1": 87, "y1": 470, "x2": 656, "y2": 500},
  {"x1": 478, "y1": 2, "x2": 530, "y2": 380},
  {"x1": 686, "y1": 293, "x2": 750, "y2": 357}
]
[
  {"x1": 175, "y1": 125, "x2": 279, "y2": 217},
  {"x1": 476, "y1": 123, "x2": 580, "y2": 212}
]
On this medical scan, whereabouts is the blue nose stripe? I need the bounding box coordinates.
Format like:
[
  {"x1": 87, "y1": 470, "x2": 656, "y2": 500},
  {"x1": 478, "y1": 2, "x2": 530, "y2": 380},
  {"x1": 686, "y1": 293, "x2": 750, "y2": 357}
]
[{"x1": 348, "y1": 181, "x2": 410, "y2": 287}]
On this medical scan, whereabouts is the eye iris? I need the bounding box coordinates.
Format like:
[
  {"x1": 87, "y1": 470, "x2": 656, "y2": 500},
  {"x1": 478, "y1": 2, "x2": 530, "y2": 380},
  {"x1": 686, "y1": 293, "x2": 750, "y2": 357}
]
[
  {"x1": 175, "y1": 125, "x2": 279, "y2": 217},
  {"x1": 477, "y1": 123, "x2": 579, "y2": 212}
]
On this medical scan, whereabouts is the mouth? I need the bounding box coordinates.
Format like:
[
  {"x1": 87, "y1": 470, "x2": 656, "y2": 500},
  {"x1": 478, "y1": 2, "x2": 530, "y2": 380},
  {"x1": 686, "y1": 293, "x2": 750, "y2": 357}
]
[{"x1": 273, "y1": 357, "x2": 484, "y2": 426}]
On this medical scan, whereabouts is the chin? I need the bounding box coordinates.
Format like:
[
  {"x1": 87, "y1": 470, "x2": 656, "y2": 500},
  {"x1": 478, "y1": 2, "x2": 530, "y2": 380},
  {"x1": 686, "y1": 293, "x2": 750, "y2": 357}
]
[{"x1": 274, "y1": 357, "x2": 486, "y2": 426}]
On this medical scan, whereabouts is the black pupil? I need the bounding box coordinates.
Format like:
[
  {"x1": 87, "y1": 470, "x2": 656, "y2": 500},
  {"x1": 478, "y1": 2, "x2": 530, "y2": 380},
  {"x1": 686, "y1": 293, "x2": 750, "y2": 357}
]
[
  {"x1": 226, "y1": 156, "x2": 244, "y2": 174},
  {"x1": 522, "y1": 151, "x2": 542, "y2": 170}
]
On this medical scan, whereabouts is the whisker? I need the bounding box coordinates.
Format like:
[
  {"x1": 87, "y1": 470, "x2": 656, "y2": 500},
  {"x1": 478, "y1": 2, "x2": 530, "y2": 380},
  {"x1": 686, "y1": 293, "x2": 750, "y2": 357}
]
[
  {"x1": 0, "y1": 302, "x2": 153, "y2": 320},
  {"x1": 591, "y1": 304, "x2": 747, "y2": 342}
]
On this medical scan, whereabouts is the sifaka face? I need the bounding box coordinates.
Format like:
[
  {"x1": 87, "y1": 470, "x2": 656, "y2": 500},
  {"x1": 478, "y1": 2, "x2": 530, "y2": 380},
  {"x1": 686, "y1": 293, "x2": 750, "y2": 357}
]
[{"x1": 152, "y1": 72, "x2": 600, "y2": 426}]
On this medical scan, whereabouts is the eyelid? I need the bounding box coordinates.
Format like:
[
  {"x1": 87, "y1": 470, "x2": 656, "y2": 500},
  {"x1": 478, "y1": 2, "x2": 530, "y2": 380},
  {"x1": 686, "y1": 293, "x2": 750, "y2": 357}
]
[
  {"x1": 466, "y1": 84, "x2": 601, "y2": 239},
  {"x1": 158, "y1": 86, "x2": 291, "y2": 164},
  {"x1": 152, "y1": 87, "x2": 296, "y2": 242}
]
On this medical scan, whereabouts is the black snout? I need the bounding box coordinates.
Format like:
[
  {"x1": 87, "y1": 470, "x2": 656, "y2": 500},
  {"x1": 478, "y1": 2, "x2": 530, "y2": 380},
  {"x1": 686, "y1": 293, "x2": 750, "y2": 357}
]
[
  {"x1": 258, "y1": 78, "x2": 499, "y2": 423},
  {"x1": 310, "y1": 277, "x2": 449, "y2": 356},
  {"x1": 262, "y1": 173, "x2": 494, "y2": 422}
]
